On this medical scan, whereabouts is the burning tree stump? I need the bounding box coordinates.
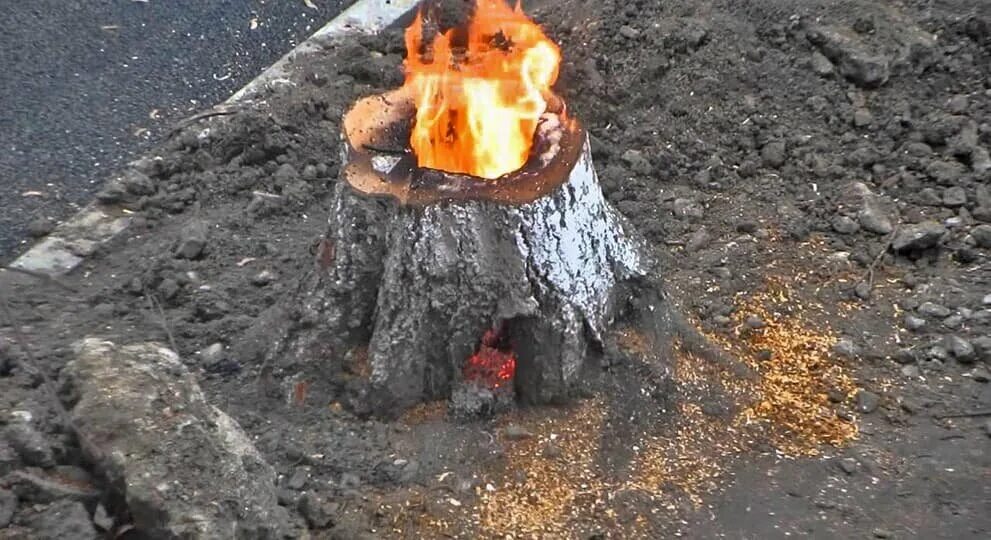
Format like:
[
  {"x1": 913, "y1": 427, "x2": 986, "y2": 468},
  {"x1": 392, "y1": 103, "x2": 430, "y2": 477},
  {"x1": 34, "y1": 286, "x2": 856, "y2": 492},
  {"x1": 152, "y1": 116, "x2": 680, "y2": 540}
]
[
  {"x1": 264, "y1": 1, "x2": 716, "y2": 418},
  {"x1": 289, "y1": 88, "x2": 683, "y2": 417}
]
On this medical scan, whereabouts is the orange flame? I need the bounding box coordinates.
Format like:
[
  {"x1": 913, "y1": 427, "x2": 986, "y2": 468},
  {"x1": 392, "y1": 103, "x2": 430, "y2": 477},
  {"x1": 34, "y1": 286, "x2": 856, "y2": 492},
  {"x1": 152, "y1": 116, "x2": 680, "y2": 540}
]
[{"x1": 403, "y1": 0, "x2": 562, "y2": 179}]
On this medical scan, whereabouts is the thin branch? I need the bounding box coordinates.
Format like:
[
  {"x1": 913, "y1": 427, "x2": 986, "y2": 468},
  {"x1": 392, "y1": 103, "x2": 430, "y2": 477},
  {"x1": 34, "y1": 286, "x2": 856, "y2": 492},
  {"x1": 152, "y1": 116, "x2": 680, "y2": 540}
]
[
  {"x1": 861, "y1": 223, "x2": 899, "y2": 294},
  {"x1": 1, "y1": 267, "x2": 78, "y2": 293},
  {"x1": 362, "y1": 144, "x2": 408, "y2": 155},
  {"x1": 168, "y1": 105, "x2": 243, "y2": 136},
  {"x1": 145, "y1": 291, "x2": 178, "y2": 353},
  {"x1": 934, "y1": 410, "x2": 991, "y2": 420}
]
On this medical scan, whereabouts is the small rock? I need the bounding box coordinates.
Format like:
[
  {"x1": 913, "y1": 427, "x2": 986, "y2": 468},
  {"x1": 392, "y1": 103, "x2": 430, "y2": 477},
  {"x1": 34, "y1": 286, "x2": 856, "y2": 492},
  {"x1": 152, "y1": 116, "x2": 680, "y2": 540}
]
[
  {"x1": 672, "y1": 198, "x2": 704, "y2": 219},
  {"x1": 832, "y1": 215, "x2": 860, "y2": 234},
  {"x1": 252, "y1": 270, "x2": 277, "y2": 286},
  {"x1": 737, "y1": 160, "x2": 759, "y2": 177},
  {"x1": 833, "y1": 338, "x2": 857, "y2": 358},
  {"x1": 4, "y1": 422, "x2": 55, "y2": 468},
  {"x1": 28, "y1": 499, "x2": 98, "y2": 540},
  {"x1": 841, "y1": 182, "x2": 893, "y2": 235},
  {"x1": 619, "y1": 25, "x2": 640, "y2": 39},
  {"x1": 200, "y1": 342, "x2": 224, "y2": 364},
  {"x1": 903, "y1": 315, "x2": 926, "y2": 331},
  {"x1": 247, "y1": 192, "x2": 284, "y2": 216},
  {"x1": 985, "y1": 420, "x2": 991, "y2": 437},
  {"x1": 95, "y1": 179, "x2": 127, "y2": 203},
  {"x1": 761, "y1": 141, "x2": 787, "y2": 168},
  {"x1": 926, "y1": 160, "x2": 967, "y2": 184},
  {"x1": 713, "y1": 315, "x2": 732, "y2": 326},
  {"x1": 901, "y1": 364, "x2": 920, "y2": 378},
  {"x1": 971, "y1": 148, "x2": 991, "y2": 174},
  {"x1": 174, "y1": 220, "x2": 208, "y2": 259},
  {"x1": 918, "y1": 302, "x2": 951, "y2": 318},
  {"x1": 621, "y1": 149, "x2": 653, "y2": 175},
  {"x1": 919, "y1": 188, "x2": 943, "y2": 206},
  {"x1": 947, "y1": 94, "x2": 969, "y2": 114},
  {"x1": 853, "y1": 108, "x2": 873, "y2": 127},
  {"x1": 273, "y1": 163, "x2": 299, "y2": 183},
  {"x1": 340, "y1": 472, "x2": 362, "y2": 489},
  {"x1": 685, "y1": 228, "x2": 710, "y2": 252},
  {"x1": 836, "y1": 458, "x2": 859, "y2": 475},
  {"x1": 858, "y1": 203, "x2": 894, "y2": 235},
  {"x1": 745, "y1": 315, "x2": 767, "y2": 329},
  {"x1": 0, "y1": 488, "x2": 15, "y2": 528},
  {"x1": 894, "y1": 348, "x2": 918, "y2": 364},
  {"x1": 287, "y1": 466, "x2": 309, "y2": 490},
  {"x1": 971, "y1": 366, "x2": 990, "y2": 383},
  {"x1": 855, "y1": 389, "x2": 880, "y2": 414},
  {"x1": 945, "y1": 336, "x2": 976, "y2": 363},
  {"x1": 92, "y1": 503, "x2": 114, "y2": 531},
  {"x1": 297, "y1": 493, "x2": 334, "y2": 529},
  {"x1": 543, "y1": 443, "x2": 563, "y2": 459},
  {"x1": 892, "y1": 222, "x2": 947, "y2": 252},
  {"x1": 119, "y1": 169, "x2": 156, "y2": 196},
  {"x1": 854, "y1": 282, "x2": 871, "y2": 300},
  {"x1": 503, "y1": 424, "x2": 533, "y2": 440},
  {"x1": 942, "y1": 315, "x2": 963, "y2": 329},
  {"x1": 810, "y1": 51, "x2": 834, "y2": 76},
  {"x1": 955, "y1": 247, "x2": 979, "y2": 263},
  {"x1": 929, "y1": 345, "x2": 950, "y2": 361},
  {"x1": 301, "y1": 164, "x2": 319, "y2": 181},
  {"x1": 872, "y1": 528, "x2": 894, "y2": 539},
  {"x1": 27, "y1": 217, "x2": 56, "y2": 238},
  {"x1": 806, "y1": 26, "x2": 891, "y2": 88},
  {"x1": 125, "y1": 276, "x2": 144, "y2": 295},
  {"x1": 972, "y1": 225, "x2": 991, "y2": 248},
  {"x1": 973, "y1": 336, "x2": 991, "y2": 362},
  {"x1": 943, "y1": 187, "x2": 968, "y2": 208},
  {"x1": 736, "y1": 220, "x2": 759, "y2": 234},
  {"x1": 158, "y1": 278, "x2": 180, "y2": 300},
  {"x1": 710, "y1": 267, "x2": 732, "y2": 280}
]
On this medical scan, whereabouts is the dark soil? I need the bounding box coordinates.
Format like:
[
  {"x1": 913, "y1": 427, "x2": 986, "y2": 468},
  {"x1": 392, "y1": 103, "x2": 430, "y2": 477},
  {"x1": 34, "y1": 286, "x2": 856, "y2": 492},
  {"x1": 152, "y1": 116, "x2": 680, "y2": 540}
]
[{"x1": 2, "y1": 0, "x2": 990, "y2": 538}]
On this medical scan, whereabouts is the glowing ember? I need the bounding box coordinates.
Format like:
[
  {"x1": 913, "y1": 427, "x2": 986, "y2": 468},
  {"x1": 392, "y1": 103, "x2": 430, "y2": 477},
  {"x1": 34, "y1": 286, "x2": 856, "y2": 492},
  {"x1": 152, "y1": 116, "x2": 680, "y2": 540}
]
[
  {"x1": 403, "y1": 0, "x2": 563, "y2": 179},
  {"x1": 464, "y1": 327, "x2": 517, "y2": 388}
]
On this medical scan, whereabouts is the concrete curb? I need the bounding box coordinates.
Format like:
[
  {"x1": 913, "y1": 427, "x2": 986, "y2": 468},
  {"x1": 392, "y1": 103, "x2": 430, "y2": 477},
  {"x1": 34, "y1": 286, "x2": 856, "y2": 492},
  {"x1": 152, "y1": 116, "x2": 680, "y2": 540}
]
[{"x1": 9, "y1": 0, "x2": 419, "y2": 276}]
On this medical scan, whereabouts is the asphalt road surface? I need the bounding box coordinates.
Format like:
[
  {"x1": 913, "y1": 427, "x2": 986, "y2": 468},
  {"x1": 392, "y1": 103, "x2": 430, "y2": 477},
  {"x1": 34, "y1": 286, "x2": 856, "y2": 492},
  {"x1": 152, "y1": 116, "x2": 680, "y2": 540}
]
[{"x1": 0, "y1": 0, "x2": 351, "y2": 262}]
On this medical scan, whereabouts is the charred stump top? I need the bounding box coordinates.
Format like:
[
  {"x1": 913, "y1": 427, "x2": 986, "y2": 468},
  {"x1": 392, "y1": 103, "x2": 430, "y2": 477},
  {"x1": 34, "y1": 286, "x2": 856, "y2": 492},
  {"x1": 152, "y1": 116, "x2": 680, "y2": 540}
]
[{"x1": 340, "y1": 87, "x2": 584, "y2": 206}]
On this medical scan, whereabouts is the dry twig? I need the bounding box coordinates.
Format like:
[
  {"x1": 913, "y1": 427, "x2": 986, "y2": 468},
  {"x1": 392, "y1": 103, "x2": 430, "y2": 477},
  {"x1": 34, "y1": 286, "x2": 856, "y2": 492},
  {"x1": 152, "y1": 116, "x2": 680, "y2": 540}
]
[
  {"x1": 144, "y1": 291, "x2": 179, "y2": 353},
  {"x1": 861, "y1": 223, "x2": 899, "y2": 294}
]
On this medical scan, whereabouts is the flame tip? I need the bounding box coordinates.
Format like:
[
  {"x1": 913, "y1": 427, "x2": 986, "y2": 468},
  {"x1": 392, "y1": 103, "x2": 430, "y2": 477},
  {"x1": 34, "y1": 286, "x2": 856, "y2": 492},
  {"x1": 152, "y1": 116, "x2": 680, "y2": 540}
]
[{"x1": 403, "y1": 0, "x2": 561, "y2": 179}]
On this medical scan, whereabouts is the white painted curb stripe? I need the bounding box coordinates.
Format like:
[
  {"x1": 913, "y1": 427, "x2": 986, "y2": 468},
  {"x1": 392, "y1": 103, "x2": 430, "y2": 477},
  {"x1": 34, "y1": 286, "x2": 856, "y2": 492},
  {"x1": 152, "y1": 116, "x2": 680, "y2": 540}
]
[{"x1": 9, "y1": 0, "x2": 421, "y2": 276}]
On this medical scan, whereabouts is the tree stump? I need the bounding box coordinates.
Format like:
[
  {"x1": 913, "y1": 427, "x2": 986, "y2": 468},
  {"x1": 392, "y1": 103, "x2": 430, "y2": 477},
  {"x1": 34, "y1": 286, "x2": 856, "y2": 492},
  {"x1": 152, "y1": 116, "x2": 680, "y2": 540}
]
[{"x1": 269, "y1": 89, "x2": 690, "y2": 418}]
